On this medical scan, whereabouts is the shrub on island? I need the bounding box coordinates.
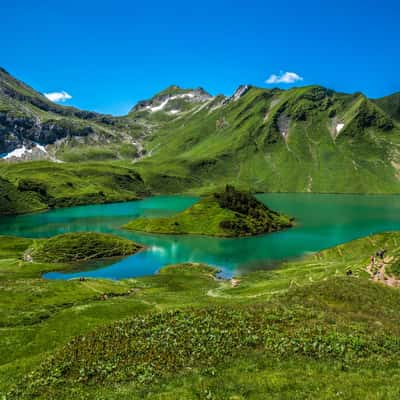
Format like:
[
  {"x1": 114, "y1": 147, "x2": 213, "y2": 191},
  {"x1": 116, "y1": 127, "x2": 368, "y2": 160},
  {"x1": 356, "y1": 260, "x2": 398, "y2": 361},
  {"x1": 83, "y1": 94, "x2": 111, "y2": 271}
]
[{"x1": 124, "y1": 185, "x2": 293, "y2": 237}]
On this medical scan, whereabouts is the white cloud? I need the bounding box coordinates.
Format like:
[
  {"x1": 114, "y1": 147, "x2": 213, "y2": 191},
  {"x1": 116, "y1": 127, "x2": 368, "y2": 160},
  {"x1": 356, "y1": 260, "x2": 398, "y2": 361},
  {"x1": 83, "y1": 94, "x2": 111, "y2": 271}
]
[
  {"x1": 44, "y1": 91, "x2": 72, "y2": 102},
  {"x1": 266, "y1": 71, "x2": 304, "y2": 84}
]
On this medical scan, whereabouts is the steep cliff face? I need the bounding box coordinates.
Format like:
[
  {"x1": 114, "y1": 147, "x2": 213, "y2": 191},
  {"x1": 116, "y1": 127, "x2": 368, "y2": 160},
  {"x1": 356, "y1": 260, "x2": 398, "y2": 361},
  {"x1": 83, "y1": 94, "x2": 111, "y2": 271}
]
[
  {"x1": 0, "y1": 68, "x2": 138, "y2": 160},
  {"x1": 0, "y1": 113, "x2": 95, "y2": 154}
]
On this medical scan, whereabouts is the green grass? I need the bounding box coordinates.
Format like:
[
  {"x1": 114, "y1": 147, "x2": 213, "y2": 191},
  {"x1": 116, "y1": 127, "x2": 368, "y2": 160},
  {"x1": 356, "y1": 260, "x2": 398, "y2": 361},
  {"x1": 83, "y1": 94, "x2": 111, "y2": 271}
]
[
  {"x1": 129, "y1": 85, "x2": 400, "y2": 195},
  {"x1": 0, "y1": 235, "x2": 33, "y2": 258},
  {"x1": 1, "y1": 231, "x2": 400, "y2": 398},
  {"x1": 26, "y1": 232, "x2": 142, "y2": 263},
  {"x1": 387, "y1": 260, "x2": 400, "y2": 278},
  {"x1": 16, "y1": 279, "x2": 400, "y2": 398},
  {"x1": 374, "y1": 92, "x2": 400, "y2": 122},
  {"x1": 0, "y1": 177, "x2": 47, "y2": 215},
  {"x1": 124, "y1": 186, "x2": 293, "y2": 237},
  {"x1": 57, "y1": 144, "x2": 140, "y2": 162},
  {"x1": 0, "y1": 161, "x2": 148, "y2": 215},
  {"x1": 87, "y1": 356, "x2": 400, "y2": 400}
]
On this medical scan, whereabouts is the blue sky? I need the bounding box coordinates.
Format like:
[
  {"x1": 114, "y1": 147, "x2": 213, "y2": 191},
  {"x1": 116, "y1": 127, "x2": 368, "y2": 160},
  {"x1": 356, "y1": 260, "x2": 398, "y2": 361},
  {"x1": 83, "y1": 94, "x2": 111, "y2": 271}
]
[{"x1": 2, "y1": 0, "x2": 399, "y2": 115}]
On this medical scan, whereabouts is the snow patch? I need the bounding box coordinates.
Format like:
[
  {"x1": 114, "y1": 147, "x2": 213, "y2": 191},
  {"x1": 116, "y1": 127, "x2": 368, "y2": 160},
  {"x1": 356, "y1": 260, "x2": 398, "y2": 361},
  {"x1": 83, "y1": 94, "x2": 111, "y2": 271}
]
[
  {"x1": 146, "y1": 93, "x2": 197, "y2": 113},
  {"x1": 4, "y1": 146, "x2": 32, "y2": 159},
  {"x1": 33, "y1": 142, "x2": 48, "y2": 154},
  {"x1": 1, "y1": 142, "x2": 48, "y2": 160},
  {"x1": 147, "y1": 98, "x2": 170, "y2": 112},
  {"x1": 231, "y1": 85, "x2": 249, "y2": 101},
  {"x1": 336, "y1": 123, "x2": 344, "y2": 133}
]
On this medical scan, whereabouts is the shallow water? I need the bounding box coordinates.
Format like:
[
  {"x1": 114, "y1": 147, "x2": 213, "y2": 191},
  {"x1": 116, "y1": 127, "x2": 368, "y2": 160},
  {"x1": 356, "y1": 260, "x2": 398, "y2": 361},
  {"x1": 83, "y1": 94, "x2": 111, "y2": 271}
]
[{"x1": 1, "y1": 194, "x2": 400, "y2": 279}]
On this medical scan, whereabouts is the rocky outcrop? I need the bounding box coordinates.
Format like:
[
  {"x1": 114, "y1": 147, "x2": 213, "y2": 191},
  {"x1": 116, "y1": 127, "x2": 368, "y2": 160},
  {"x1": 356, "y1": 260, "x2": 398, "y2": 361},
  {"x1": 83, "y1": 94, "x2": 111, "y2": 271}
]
[
  {"x1": 131, "y1": 86, "x2": 213, "y2": 114},
  {"x1": 0, "y1": 67, "x2": 117, "y2": 157},
  {"x1": 230, "y1": 85, "x2": 250, "y2": 101},
  {"x1": 0, "y1": 112, "x2": 93, "y2": 154}
]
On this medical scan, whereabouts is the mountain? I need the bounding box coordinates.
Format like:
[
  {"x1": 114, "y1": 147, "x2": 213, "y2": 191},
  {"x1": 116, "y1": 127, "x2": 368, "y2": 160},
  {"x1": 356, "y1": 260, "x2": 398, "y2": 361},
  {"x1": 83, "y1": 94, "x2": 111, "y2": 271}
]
[
  {"x1": 0, "y1": 67, "x2": 143, "y2": 161},
  {"x1": 374, "y1": 92, "x2": 400, "y2": 122},
  {"x1": 1, "y1": 67, "x2": 400, "y2": 200},
  {"x1": 131, "y1": 84, "x2": 400, "y2": 194},
  {"x1": 130, "y1": 85, "x2": 213, "y2": 114}
]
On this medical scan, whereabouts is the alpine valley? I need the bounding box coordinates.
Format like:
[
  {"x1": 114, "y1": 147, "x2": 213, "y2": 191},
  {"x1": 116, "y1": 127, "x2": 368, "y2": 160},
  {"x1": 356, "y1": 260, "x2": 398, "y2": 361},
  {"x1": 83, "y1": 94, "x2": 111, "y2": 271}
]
[
  {"x1": 2, "y1": 66, "x2": 400, "y2": 400},
  {"x1": 2, "y1": 67, "x2": 400, "y2": 216}
]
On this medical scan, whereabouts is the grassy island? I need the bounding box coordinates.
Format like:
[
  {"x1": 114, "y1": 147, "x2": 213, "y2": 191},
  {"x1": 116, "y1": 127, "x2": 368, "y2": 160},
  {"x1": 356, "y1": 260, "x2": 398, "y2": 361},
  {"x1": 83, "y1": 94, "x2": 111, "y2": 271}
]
[
  {"x1": 25, "y1": 232, "x2": 142, "y2": 264},
  {"x1": 124, "y1": 185, "x2": 293, "y2": 237}
]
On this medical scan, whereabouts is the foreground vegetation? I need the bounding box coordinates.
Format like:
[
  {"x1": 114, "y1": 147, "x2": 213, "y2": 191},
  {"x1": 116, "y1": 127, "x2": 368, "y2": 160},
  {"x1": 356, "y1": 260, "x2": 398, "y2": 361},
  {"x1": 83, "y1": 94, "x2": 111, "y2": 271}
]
[
  {"x1": 0, "y1": 231, "x2": 400, "y2": 398},
  {"x1": 16, "y1": 279, "x2": 400, "y2": 400},
  {"x1": 124, "y1": 185, "x2": 293, "y2": 236}
]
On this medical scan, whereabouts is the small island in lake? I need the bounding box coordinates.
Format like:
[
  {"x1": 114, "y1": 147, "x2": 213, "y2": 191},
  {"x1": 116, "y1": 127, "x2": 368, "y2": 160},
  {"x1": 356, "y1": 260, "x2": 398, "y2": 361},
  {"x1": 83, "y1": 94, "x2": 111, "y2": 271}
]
[
  {"x1": 24, "y1": 232, "x2": 142, "y2": 263},
  {"x1": 124, "y1": 185, "x2": 294, "y2": 237}
]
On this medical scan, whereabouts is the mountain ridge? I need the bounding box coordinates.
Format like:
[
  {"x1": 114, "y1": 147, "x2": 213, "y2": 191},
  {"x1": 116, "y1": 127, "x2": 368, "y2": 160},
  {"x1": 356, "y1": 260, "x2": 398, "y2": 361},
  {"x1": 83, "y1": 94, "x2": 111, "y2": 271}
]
[
  {"x1": 0, "y1": 67, "x2": 141, "y2": 160},
  {"x1": 1, "y1": 67, "x2": 400, "y2": 202}
]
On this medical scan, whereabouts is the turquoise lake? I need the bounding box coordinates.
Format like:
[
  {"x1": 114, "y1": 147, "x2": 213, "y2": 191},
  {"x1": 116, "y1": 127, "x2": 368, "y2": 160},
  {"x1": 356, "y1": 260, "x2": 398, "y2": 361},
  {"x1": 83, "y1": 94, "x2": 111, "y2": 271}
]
[{"x1": 1, "y1": 194, "x2": 400, "y2": 279}]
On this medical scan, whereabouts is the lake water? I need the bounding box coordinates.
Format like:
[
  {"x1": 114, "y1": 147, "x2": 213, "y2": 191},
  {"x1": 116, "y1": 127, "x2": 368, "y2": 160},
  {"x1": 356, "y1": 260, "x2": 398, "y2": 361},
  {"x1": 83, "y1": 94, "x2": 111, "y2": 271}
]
[{"x1": 1, "y1": 194, "x2": 400, "y2": 279}]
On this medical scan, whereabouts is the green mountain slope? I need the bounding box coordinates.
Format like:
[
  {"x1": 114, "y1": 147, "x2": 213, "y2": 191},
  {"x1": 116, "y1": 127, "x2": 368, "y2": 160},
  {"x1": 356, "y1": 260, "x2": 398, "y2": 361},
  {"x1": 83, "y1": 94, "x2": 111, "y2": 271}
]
[
  {"x1": 132, "y1": 85, "x2": 400, "y2": 194},
  {"x1": 0, "y1": 161, "x2": 148, "y2": 215},
  {"x1": 2, "y1": 68, "x2": 400, "y2": 201},
  {"x1": 374, "y1": 92, "x2": 400, "y2": 122}
]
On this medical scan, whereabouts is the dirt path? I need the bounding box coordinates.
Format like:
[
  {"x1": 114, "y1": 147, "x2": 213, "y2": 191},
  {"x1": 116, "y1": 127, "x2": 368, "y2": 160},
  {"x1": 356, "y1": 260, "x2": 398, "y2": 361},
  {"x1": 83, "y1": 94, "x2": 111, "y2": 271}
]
[
  {"x1": 230, "y1": 278, "x2": 241, "y2": 288},
  {"x1": 366, "y1": 256, "x2": 400, "y2": 287}
]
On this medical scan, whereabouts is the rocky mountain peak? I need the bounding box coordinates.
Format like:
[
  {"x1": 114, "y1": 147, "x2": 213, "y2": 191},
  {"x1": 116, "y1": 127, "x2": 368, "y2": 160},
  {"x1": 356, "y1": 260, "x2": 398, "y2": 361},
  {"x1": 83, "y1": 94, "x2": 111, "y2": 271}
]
[
  {"x1": 131, "y1": 86, "x2": 213, "y2": 114},
  {"x1": 230, "y1": 85, "x2": 251, "y2": 101}
]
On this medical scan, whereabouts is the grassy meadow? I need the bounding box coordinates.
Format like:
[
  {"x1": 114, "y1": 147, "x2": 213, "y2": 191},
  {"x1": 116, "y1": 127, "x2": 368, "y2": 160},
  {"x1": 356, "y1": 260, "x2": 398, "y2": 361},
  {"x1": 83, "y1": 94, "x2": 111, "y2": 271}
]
[{"x1": 0, "y1": 231, "x2": 400, "y2": 398}]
